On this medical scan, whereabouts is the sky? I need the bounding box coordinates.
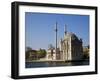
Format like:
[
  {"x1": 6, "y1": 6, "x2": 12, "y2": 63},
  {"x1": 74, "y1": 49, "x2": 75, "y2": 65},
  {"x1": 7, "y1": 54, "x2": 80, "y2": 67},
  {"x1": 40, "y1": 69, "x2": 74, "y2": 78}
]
[{"x1": 25, "y1": 12, "x2": 89, "y2": 50}]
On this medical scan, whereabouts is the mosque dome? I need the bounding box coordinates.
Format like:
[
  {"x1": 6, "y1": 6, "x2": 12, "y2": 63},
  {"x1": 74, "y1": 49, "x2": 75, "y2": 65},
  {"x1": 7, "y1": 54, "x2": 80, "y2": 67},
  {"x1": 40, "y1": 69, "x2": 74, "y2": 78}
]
[{"x1": 64, "y1": 32, "x2": 79, "y2": 41}]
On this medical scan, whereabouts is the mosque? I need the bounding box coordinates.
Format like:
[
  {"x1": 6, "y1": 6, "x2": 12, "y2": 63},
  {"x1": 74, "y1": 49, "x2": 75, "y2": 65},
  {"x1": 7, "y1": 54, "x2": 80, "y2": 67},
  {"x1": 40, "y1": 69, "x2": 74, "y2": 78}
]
[{"x1": 46, "y1": 23, "x2": 83, "y2": 61}]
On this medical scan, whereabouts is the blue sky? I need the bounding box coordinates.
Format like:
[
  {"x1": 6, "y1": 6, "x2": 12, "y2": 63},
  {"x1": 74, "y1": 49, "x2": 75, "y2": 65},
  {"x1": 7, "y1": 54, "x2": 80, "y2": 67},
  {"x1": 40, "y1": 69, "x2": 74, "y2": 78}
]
[{"x1": 25, "y1": 12, "x2": 89, "y2": 50}]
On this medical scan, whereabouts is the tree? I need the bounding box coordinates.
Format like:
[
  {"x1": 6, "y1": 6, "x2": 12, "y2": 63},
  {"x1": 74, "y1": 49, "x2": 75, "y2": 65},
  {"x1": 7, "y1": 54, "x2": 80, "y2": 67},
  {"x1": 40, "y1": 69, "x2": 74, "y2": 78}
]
[
  {"x1": 83, "y1": 46, "x2": 89, "y2": 59},
  {"x1": 37, "y1": 48, "x2": 47, "y2": 58},
  {"x1": 25, "y1": 47, "x2": 32, "y2": 60},
  {"x1": 48, "y1": 44, "x2": 55, "y2": 50}
]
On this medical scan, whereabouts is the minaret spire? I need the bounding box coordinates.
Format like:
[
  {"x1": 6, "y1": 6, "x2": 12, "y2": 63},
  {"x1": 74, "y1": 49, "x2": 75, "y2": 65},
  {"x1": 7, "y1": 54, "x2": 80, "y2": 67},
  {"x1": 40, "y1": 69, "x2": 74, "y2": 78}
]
[
  {"x1": 64, "y1": 24, "x2": 67, "y2": 35},
  {"x1": 55, "y1": 22, "x2": 58, "y2": 60}
]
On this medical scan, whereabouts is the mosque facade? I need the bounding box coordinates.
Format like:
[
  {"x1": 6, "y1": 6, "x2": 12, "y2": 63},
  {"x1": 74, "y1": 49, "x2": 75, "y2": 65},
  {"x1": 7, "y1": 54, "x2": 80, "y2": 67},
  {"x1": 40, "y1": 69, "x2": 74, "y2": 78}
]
[{"x1": 46, "y1": 24, "x2": 83, "y2": 61}]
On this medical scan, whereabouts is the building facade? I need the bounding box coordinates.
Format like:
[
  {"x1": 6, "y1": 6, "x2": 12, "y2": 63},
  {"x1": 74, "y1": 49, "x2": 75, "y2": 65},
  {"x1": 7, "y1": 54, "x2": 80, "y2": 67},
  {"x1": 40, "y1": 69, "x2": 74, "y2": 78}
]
[
  {"x1": 46, "y1": 25, "x2": 83, "y2": 61},
  {"x1": 59, "y1": 32, "x2": 83, "y2": 61}
]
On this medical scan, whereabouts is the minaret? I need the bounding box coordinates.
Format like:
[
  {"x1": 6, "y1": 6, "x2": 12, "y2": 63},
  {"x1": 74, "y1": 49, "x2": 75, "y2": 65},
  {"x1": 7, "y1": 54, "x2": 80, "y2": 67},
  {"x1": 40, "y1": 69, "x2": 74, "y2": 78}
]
[
  {"x1": 64, "y1": 24, "x2": 68, "y2": 60},
  {"x1": 64, "y1": 24, "x2": 67, "y2": 36},
  {"x1": 55, "y1": 22, "x2": 58, "y2": 60}
]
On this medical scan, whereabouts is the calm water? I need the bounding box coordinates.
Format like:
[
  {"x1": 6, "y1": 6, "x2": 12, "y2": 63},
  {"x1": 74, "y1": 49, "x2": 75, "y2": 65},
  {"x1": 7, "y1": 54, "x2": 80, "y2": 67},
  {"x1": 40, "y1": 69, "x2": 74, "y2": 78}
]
[{"x1": 25, "y1": 60, "x2": 89, "y2": 68}]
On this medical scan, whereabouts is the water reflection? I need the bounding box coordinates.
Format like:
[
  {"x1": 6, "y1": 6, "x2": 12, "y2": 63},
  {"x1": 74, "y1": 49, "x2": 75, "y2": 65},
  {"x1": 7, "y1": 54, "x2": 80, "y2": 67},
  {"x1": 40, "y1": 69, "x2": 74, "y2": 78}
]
[{"x1": 25, "y1": 59, "x2": 89, "y2": 68}]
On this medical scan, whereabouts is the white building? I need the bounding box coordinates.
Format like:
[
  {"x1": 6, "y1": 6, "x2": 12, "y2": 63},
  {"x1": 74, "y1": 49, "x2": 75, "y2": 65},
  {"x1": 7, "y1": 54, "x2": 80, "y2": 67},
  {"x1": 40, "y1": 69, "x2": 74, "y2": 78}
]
[
  {"x1": 46, "y1": 25, "x2": 83, "y2": 61},
  {"x1": 46, "y1": 48, "x2": 60, "y2": 60},
  {"x1": 59, "y1": 32, "x2": 83, "y2": 61}
]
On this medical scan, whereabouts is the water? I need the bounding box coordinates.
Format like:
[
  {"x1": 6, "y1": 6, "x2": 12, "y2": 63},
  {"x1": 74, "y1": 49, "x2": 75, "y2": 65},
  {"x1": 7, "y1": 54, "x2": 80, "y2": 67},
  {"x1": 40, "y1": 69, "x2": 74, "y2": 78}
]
[{"x1": 25, "y1": 60, "x2": 89, "y2": 68}]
